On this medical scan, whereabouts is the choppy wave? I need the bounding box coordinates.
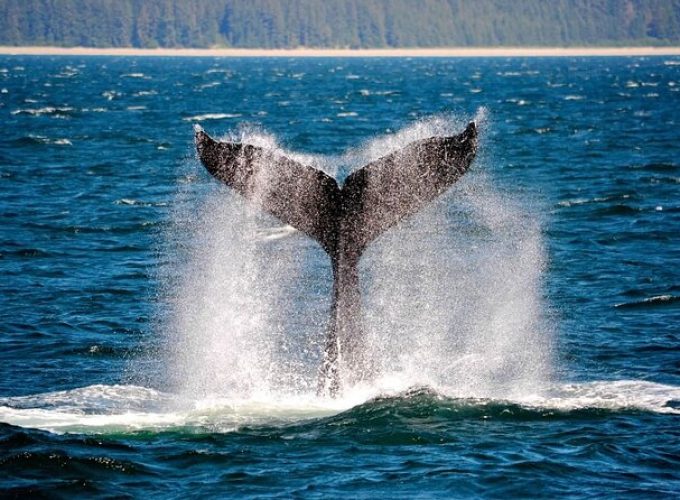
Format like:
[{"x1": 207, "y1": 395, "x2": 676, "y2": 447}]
[
  {"x1": 1, "y1": 380, "x2": 677, "y2": 435},
  {"x1": 11, "y1": 106, "x2": 76, "y2": 117},
  {"x1": 615, "y1": 295, "x2": 679, "y2": 309},
  {"x1": 183, "y1": 113, "x2": 242, "y2": 121},
  {"x1": 12, "y1": 135, "x2": 73, "y2": 146},
  {"x1": 557, "y1": 193, "x2": 634, "y2": 208},
  {"x1": 358, "y1": 89, "x2": 399, "y2": 96},
  {"x1": 2, "y1": 55, "x2": 680, "y2": 496}
]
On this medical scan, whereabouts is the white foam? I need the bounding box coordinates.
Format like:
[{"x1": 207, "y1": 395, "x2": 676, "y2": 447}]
[
  {"x1": 0, "y1": 380, "x2": 677, "y2": 435},
  {"x1": 513, "y1": 380, "x2": 680, "y2": 414},
  {"x1": 183, "y1": 113, "x2": 242, "y2": 121},
  {"x1": 198, "y1": 82, "x2": 221, "y2": 89},
  {"x1": 102, "y1": 90, "x2": 122, "y2": 100},
  {"x1": 11, "y1": 106, "x2": 74, "y2": 116},
  {"x1": 27, "y1": 134, "x2": 72, "y2": 145},
  {"x1": 0, "y1": 384, "x2": 353, "y2": 434}
]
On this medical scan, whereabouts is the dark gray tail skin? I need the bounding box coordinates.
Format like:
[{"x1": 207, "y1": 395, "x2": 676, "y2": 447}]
[{"x1": 195, "y1": 123, "x2": 478, "y2": 396}]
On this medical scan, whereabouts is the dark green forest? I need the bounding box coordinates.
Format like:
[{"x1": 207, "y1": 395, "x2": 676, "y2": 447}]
[{"x1": 1, "y1": 0, "x2": 679, "y2": 48}]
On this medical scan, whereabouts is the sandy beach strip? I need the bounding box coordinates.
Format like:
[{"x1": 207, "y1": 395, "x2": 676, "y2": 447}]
[{"x1": 1, "y1": 46, "x2": 680, "y2": 58}]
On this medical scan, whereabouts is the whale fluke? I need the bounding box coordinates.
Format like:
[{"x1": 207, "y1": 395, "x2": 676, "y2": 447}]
[{"x1": 195, "y1": 123, "x2": 478, "y2": 396}]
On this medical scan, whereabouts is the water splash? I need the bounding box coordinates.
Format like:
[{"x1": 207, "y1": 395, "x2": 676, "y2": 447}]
[
  {"x1": 358, "y1": 112, "x2": 551, "y2": 399},
  {"x1": 1, "y1": 380, "x2": 677, "y2": 435},
  {"x1": 361, "y1": 174, "x2": 552, "y2": 399},
  {"x1": 158, "y1": 113, "x2": 552, "y2": 401},
  {"x1": 160, "y1": 182, "x2": 322, "y2": 398}
]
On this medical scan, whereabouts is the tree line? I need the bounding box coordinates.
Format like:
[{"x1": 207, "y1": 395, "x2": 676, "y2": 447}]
[{"x1": 1, "y1": 0, "x2": 679, "y2": 48}]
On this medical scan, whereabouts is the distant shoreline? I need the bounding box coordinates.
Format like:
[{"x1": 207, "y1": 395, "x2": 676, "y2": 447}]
[{"x1": 2, "y1": 46, "x2": 680, "y2": 57}]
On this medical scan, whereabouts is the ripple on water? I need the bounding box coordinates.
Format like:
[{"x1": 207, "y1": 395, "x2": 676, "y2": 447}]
[{"x1": 1, "y1": 56, "x2": 679, "y2": 496}]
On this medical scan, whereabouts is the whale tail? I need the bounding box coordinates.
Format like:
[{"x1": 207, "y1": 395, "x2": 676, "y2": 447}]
[{"x1": 195, "y1": 122, "x2": 478, "y2": 396}]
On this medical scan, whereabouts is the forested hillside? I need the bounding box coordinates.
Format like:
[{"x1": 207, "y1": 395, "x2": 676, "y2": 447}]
[{"x1": 1, "y1": 0, "x2": 679, "y2": 48}]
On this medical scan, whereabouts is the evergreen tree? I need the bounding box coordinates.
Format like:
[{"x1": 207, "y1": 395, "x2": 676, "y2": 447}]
[{"x1": 1, "y1": 0, "x2": 679, "y2": 49}]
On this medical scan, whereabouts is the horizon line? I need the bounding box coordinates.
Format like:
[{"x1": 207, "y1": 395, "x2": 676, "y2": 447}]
[{"x1": 2, "y1": 45, "x2": 680, "y2": 57}]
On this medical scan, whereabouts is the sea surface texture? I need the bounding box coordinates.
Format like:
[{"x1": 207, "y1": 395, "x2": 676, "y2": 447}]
[{"x1": 0, "y1": 56, "x2": 679, "y2": 497}]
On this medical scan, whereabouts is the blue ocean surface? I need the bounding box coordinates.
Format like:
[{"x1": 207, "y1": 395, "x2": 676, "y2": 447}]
[{"x1": 0, "y1": 56, "x2": 679, "y2": 497}]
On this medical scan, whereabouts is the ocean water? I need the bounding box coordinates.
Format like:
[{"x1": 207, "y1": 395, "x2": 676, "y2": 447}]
[{"x1": 0, "y1": 56, "x2": 678, "y2": 497}]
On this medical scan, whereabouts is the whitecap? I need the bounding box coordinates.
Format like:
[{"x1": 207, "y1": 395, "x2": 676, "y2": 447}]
[
  {"x1": 115, "y1": 198, "x2": 139, "y2": 206},
  {"x1": 510, "y1": 380, "x2": 680, "y2": 415},
  {"x1": 11, "y1": 106, "x2": 75, "y2": 116},
  {"x1": 359, "y1": 89, "x2": 397, "y2": 97},
  {"x1": 182, "y1": 113, "x2": 242, "y2": 121},
  {"x1": 102, "y1": 90, "x2": 122, "y2": 100},
  {"x1": 198, "y1": 81, "x2": 221, "y2": 89},
  {"x1": 24, "y1": 134, "x2": 72, "y2": 145}
]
